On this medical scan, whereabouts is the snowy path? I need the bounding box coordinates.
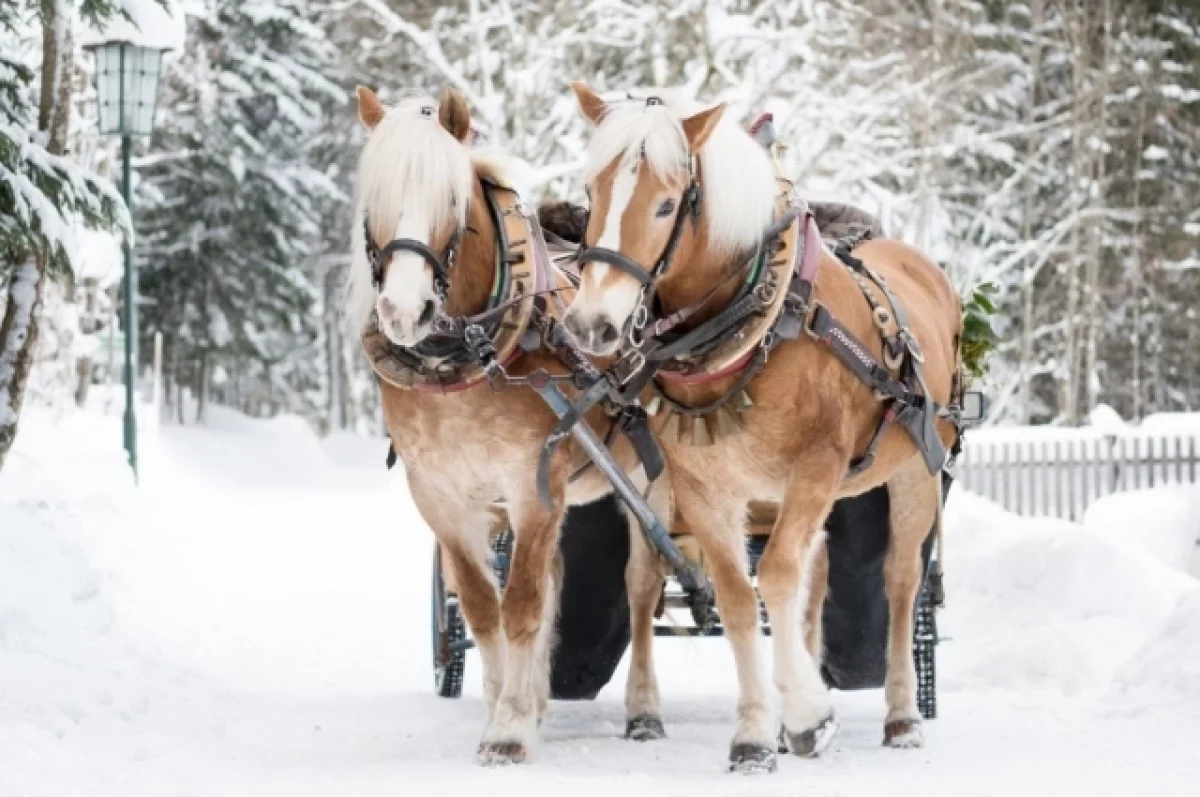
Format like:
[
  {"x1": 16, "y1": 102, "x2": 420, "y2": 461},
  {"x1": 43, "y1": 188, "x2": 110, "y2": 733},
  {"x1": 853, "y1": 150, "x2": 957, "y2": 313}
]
[{"x1": 2, "y1": 409, "x2": 1199, "y2": 796}]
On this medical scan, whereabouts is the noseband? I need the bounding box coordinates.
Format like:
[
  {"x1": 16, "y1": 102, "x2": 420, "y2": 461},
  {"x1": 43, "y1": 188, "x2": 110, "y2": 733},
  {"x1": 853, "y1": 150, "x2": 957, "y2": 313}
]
[{"x1": 363, "y1": 215, "x2": 462, "y2": 299}]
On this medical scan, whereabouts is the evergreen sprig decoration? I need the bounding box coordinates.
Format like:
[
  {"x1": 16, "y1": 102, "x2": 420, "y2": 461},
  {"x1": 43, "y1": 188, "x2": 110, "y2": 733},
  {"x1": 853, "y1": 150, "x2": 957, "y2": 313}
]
[{"x1": 961, "y1": 281, "x2": 999, "y2": 380}]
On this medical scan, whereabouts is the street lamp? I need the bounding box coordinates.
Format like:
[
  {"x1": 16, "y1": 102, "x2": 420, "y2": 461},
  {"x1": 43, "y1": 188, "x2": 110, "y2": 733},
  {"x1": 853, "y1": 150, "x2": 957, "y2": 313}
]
[{"x1": 83, "y1": 40, "x2": 168, "y2": 481}]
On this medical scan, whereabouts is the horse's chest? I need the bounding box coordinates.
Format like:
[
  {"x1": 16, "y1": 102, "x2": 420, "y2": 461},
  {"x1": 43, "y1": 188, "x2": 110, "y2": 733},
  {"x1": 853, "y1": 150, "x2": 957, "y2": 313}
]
[
  {"x1": 384, "y1": 396, "x2": 509, "y2": 487},
  {"x1": 665, "y1": 430, "x2": 789, "y2": 503}
]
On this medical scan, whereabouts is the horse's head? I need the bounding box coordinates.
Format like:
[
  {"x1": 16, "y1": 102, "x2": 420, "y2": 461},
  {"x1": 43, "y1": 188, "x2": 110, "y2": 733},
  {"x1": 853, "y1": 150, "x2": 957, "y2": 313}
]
[
  {"x1": 562, "y1": 83, "x2": 776, "y2": 356},
  {"x1": 347, "y1": 86, "x2": 475, "y2": 347}
]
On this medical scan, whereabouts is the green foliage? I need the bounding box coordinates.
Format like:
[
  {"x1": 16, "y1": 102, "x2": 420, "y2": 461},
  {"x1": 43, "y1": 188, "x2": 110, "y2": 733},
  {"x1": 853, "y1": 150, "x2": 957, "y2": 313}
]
[
  {"x1": 961, "y1": 281, "x2": 999, "y2": 380},
  {"x1": 136, "y1": 1, "x2": 344, "y2": 415},
  {"x1": 1, "y1": 42, "x2": 129, "y2": 279}
]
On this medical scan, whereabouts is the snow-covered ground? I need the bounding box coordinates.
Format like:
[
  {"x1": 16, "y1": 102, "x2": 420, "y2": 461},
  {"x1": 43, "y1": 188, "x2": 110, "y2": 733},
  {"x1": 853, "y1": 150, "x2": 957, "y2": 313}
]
[{"x1": 2, "y1": 407, "x2": 1199, "y2": 796}]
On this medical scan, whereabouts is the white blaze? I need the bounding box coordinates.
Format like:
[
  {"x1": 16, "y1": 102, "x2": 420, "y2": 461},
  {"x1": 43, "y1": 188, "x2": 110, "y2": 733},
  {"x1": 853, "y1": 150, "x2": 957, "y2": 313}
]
[
  {"x1": 375, "y1": 207, "x2": 440, "y2": 344},
  {"x1": 585, "y1": 164, "x2": 643, "y2": 328}
]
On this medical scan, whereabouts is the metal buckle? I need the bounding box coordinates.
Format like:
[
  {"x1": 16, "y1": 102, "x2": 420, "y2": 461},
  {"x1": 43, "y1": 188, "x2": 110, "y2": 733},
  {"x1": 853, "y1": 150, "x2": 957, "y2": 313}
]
[
  {"x1": 617, "y1": 350, "x2": 647, "y2": 387},
  {"x1": 753, "y1": 281, "x2": 777, "y2": 305},
  {"x1": 803, "y1": 300, "x2": 826, "y2": 340}
]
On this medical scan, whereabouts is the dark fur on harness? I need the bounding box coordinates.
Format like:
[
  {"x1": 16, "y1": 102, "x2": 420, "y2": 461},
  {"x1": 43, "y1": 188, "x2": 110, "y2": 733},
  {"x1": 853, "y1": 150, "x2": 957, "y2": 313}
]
[
  {"x1": 538, "y1": 200, "x2": 590, "y2": 245},
  {"x1": 537, "y1": 199, "x2": 883, "y2": 246}
]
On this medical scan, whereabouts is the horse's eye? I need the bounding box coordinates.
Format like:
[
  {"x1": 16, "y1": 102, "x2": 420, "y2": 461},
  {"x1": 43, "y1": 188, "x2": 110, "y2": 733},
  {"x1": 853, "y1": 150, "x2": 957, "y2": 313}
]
[{"x1": 656, "y1": 199, "x2": 676, "y2": 218}]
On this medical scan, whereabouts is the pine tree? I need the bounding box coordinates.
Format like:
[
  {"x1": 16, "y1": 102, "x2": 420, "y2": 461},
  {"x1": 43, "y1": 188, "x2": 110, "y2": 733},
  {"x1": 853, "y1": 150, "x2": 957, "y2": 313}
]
[
  {"x1": 136, "y1": 0, "x2": 343, "y2": 423},
  {"x1": 0, "y1": 0, "x2": 131, "y2": 471}
]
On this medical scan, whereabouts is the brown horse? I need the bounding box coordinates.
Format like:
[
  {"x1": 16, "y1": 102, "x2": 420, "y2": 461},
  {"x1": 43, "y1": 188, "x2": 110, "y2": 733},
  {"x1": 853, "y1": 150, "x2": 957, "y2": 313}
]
[
  {"x1": 347, "y1": 87, "x2": 670, "y2": 764},
  {"x1": 563, "y1": 83, "x2": 962, "y2": 772}
]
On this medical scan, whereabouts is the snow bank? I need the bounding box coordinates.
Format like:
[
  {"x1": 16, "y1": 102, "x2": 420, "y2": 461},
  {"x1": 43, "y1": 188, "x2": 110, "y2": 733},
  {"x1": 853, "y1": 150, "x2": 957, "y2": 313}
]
[
  {"x1": 1113, "y1": 590, "x2": 1200, "y2": 707},
  {"x1": 1084, "y1": 487, "x2": 1200, "y2": 573},
  {"x1": 940, "y1": 491, "x2": 1194, "y2": 693},
  {"x1": 4, "y1": 405, "x2": 1200, "y2": 794}
]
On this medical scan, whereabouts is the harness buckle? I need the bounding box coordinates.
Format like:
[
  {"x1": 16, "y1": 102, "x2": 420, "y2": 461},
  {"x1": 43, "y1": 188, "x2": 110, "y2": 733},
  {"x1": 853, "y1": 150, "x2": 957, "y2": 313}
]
[
  {"x1": 753, "y1": 281, "x2": 777, "y2": 305},
  {"x1": 802, "y1": 300, "x2": 827, "y2": 340},
  {"x1": 614, "y1": 349, "x2": 647, "y2": 387}
]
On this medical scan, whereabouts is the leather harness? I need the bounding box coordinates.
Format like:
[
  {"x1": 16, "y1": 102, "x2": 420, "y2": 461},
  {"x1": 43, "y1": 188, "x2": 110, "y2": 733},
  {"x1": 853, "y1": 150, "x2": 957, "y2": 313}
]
[
  {"x1": 535, "y1": 109, "x2": 959, "y2": 501},
  {"x1": 361, "y1": 177, "x2": 666, "y2": 481}
]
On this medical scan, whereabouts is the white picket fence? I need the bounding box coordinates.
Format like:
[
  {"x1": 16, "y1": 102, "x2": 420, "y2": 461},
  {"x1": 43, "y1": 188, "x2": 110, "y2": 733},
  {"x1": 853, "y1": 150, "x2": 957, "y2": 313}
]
[{"x1": 955, "y1": 431, "x2": 1200, "y2": 521}]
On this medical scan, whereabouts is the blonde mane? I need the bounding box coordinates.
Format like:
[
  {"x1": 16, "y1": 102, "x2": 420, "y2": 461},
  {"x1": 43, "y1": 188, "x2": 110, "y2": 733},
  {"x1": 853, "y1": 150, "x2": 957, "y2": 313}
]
[
  {"x1": 345, "y1": 95, "x2": 475, "y2": 336},
  {"x1": 583, "y1": 88, "x2": 778, "y2": 254}
]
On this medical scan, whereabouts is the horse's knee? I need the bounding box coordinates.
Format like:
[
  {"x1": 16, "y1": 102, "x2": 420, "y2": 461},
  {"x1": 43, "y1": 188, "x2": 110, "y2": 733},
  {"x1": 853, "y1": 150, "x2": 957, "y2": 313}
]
[
  {"x1": 755, "y1": 552, "x2": 801, "y2": 607},
  {"x1": 501, "y1": 577, "x2": 550, "y2": 646}
]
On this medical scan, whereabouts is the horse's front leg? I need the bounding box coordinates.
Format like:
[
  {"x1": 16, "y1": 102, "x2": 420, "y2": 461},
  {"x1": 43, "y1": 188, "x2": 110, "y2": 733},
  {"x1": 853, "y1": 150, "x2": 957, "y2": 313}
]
[
  {"x1": 407, "y1": 477, "x2": 506, "y2": 724},
  {"x1": 881, "y1": 455, "x2": 940, "y2": 748},
  {"x1": 756, "y1": 448, "x2": 844, "y2": 758},
  {"x1": 620, "y1": 476, "x2": 670, "y2": 740},
  {"x1": 673, "y1": 474, "x2": 775, "y2": 773},
  {"x1": 478, "y1": 481, "x2": 565, "y2": 765}
]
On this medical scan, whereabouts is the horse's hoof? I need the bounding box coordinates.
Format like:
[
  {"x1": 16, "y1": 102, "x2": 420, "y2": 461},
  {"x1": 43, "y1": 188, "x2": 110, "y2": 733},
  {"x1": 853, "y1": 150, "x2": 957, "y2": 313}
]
[
  {"x1": 728, "y1": 742, "x2": 778, "y2": 774},
  {"x1": 477, "y1": 740, "x2": 529, "y2": 766},
  {"x1": 883, "y1": 718, "x2": 924, "y2": 749},
  {"x1": 781, "y1": 712, "x2": 838, "y2": 757},
  {"x1": 626, "y1": 714, "x2": 667, "y2": 741}
]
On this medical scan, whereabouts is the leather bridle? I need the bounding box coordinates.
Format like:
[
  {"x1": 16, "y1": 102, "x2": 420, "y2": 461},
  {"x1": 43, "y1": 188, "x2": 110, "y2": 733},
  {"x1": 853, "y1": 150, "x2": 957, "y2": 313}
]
[{"x1": 363, "y1": 215, "x2": 463, "y2": 300}]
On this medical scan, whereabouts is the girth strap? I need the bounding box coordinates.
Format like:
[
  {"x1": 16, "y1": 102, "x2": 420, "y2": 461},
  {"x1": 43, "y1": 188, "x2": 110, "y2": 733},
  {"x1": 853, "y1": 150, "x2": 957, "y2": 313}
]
[{"x1": 806, "y1": 303, "x2": 947, "y2": 474}]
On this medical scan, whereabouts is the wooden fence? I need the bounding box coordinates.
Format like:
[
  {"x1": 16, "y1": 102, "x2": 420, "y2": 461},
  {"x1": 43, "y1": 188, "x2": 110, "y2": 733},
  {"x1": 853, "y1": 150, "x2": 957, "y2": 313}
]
[{"x1": 955, "y1": 433, "x2": 1200, "y2": 521}]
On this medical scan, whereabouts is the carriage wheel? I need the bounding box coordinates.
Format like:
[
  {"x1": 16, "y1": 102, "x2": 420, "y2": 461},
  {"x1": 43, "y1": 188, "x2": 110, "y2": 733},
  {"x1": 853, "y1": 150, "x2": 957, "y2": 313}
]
[
  {"x1": 432, "y1": 545, "x2": 467, "y2": 698},
  {"x1": 914, "y1": 571, "x2": 938, "y2": 720}
]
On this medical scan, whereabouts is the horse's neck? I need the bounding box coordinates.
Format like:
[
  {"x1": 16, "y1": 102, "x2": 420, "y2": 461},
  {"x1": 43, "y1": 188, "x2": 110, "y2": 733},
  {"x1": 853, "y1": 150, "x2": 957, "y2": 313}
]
[{"x1": 443, "y1": 177, "x2": 498, "y2": 318}]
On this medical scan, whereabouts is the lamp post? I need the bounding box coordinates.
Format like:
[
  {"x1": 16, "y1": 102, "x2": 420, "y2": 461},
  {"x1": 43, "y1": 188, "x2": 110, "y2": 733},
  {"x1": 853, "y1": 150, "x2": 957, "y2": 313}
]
[{"x1": 83, "y1": 40, "x2": 167, "y2": 481}]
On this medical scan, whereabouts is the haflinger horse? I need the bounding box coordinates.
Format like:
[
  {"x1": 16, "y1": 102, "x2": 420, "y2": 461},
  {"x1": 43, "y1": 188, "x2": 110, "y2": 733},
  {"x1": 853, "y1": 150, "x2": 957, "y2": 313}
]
[
  {"x1": 562, "y1": 83, "x2": 963, "y2": 773},
  {"x1": 347, "y1": 86, "x2": 671, "y2": 764}
]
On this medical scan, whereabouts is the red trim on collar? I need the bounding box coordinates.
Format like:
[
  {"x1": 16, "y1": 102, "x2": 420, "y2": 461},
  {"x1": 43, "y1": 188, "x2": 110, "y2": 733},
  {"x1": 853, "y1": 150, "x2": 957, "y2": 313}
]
[{"x1": 657, "y1": 349, "x2": 756, "y2": 385}]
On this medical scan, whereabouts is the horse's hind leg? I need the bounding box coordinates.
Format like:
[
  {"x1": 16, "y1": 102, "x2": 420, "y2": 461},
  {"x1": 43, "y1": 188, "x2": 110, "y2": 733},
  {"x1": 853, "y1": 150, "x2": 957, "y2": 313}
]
[
  {"x1": 621, "y1": 487, "x2": 668, "y2": 740},
  {"x1": 881, "y1": 456, "x2": 939, "y2": 748},
  {"x1": 756, "y1": 450, "x2": 843, "y2": 758},
  {"x1": 479, "y1": 486, "x2": 565, "y2": 765}
]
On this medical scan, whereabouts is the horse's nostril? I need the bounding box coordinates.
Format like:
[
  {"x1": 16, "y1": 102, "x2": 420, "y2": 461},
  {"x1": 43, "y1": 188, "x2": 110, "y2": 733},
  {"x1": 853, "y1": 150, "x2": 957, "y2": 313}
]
[
  {"x1": 597, "y1": 321, "x2": 619, "y2": 346},
  {"x1": 418, "y1": 300, "x2": 435, "y2": 326}
]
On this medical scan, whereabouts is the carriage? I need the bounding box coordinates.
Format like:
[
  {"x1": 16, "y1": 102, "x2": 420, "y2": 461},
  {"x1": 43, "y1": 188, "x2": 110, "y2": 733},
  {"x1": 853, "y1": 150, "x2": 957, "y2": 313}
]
[{"x1": 432, "y1": 482, "x2": 947, "y2": 718}]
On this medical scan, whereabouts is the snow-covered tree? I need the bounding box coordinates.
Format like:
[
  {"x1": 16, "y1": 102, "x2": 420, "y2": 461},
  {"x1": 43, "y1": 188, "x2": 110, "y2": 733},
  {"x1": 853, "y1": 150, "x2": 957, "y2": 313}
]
[
  {"x1": 135, "y1": 0, "x2": 344, "y2": 423},
  {"x1": 0, "y1": 0, "x2": 131, "y2": 471}
]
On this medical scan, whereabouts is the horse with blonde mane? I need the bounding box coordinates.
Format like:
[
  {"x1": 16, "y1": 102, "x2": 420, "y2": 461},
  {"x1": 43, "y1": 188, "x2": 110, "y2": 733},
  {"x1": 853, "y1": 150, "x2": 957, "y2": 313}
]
[
  {"x1": 562, "y1": 83, "x2": 963, "y2": 772},
  {"x1": 347, "y1": 86, "x2": 670, "y2": 764}
]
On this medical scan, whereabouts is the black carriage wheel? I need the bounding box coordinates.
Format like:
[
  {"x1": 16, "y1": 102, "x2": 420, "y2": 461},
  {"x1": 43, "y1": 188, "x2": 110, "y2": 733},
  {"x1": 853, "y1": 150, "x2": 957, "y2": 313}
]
[
  {"x1": 432, "y1": 545, "x2": 467, "y2": 698},
  {"x1": 914, "y1": 570, "x2": 938, "y2": 720}
]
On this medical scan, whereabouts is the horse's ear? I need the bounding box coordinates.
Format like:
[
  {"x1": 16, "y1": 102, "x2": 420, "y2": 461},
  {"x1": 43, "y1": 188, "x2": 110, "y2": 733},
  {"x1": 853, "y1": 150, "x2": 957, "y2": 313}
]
[
  {"x1": 438, "y1": 87, "x2": 472, "y2": 142},
  {"x1": 570, "y1": 81, "x2": 607, "y2": 125},
  {"x1": 356, "y1": 86, "x2": 385, "y2": 129},
  {"x1": 681, "y1": 103, "x2": 726, "y2": 152}
]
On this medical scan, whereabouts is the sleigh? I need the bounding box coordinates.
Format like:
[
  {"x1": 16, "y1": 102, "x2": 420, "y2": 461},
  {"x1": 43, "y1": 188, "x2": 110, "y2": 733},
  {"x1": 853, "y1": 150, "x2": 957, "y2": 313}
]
[
  {"x1": 431, "y1": 159, "x2": 982, "y2": 715},
  {"x1": 433, "y1": 482, "x2": 947, "y2": 718}
]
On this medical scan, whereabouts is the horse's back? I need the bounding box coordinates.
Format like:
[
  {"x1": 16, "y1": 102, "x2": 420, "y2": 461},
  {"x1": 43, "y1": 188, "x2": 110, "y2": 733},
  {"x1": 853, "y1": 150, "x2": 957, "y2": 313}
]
[{"x1": 850, "y1": 238, "x2": 961, "y2": 353}]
